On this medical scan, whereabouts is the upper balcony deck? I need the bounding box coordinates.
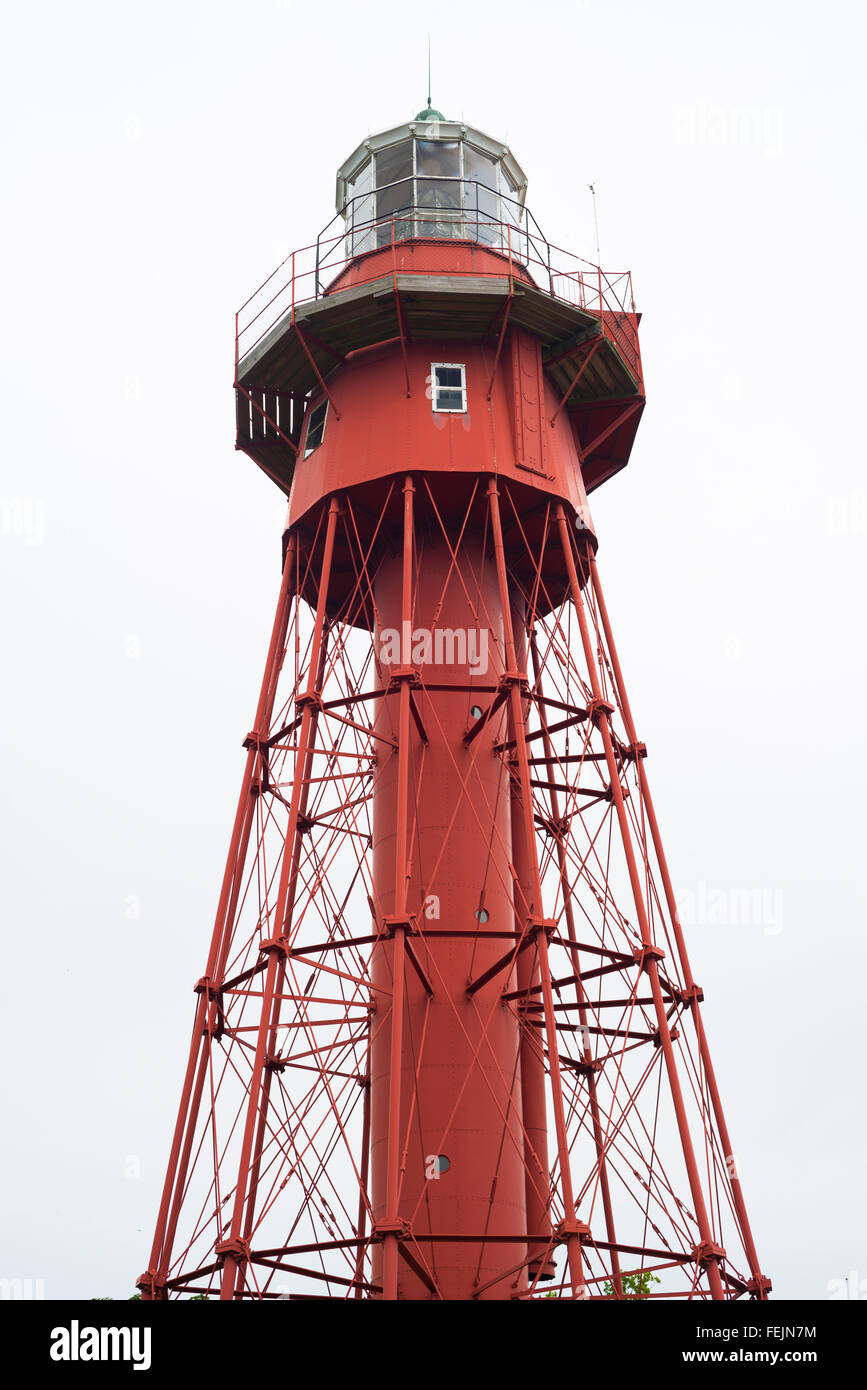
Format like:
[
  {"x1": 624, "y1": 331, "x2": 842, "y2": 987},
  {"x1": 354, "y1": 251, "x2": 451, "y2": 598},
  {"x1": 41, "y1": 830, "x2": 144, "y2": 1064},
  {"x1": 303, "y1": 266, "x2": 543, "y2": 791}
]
[{"x1": 234, "y1": 190, "x2": 644, "y2": 498}]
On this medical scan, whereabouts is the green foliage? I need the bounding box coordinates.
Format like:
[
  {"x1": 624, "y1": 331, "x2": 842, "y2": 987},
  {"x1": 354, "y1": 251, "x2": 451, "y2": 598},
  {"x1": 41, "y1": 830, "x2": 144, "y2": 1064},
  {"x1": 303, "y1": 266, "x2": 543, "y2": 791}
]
[
  {"x1": 541, "y1": 1269, "x2": 660, "y2": 1300},
  {"x1": 602, "y1": 1271, "x2": 660, "y2": 1299},
  {"x1": 94, "y1": 1292, "x2": 208, "y2": 1300}
]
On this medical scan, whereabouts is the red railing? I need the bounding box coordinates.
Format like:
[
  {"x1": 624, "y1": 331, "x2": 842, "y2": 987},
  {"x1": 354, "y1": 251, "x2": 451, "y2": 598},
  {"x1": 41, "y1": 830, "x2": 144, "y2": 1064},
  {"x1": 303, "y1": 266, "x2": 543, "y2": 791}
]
[{"x1": 236, "y1": 214, "x2": 640, "y2": 386}]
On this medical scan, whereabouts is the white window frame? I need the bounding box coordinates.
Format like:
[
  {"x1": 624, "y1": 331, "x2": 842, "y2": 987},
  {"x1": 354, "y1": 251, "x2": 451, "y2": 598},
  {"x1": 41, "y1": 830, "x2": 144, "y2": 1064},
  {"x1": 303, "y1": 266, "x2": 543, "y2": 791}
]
[
  {"x1": 430, "y1": 362, "x2": 467, "y2": 414},
  {"x1": 303, "y1": 399, "x2": 329, "y2": 458}
]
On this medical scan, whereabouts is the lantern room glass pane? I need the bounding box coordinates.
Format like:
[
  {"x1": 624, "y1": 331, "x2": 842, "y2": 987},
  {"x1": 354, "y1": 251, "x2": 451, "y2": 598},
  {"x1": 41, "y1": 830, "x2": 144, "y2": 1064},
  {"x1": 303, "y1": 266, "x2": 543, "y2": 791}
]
[
  {"x1": 416, "y1": 139, "x2": 460, "y2": 179},
  {"x1": 347, "y1": 158, "x2": 374, "y2": 255},
  {"x1": 375, "y1": 139, "x2": 414, "y2": 245},
  {"x1": 416, "y1": 139, "x2": 462, "y2": 238},
  {"x1": 499, "y1": 165, "x2": 525, "y2": 257},
  {"x1": 463, "y1": 144, "x2": 500, "y2": 246},
  {"x1": 499, "y1": 165, "x2": 521, "y2": 223}
]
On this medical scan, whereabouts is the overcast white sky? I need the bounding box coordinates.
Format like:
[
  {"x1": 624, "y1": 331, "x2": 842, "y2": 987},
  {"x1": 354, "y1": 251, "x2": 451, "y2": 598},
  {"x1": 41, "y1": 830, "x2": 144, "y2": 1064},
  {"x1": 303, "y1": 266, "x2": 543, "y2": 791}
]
[{"x1": 1, "y1": 0, "x2": 864, "y2": 1301}]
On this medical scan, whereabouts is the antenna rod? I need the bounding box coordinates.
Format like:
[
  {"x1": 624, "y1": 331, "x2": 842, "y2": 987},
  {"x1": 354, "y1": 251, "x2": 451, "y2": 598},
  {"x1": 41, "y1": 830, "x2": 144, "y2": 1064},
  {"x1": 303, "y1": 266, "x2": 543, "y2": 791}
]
[
  {"x1": 588, "y1": 183, "x2": 601, "y2": 264},
  {"x1": 427, "y1": 35, "x2": 431, "y2": 108}
]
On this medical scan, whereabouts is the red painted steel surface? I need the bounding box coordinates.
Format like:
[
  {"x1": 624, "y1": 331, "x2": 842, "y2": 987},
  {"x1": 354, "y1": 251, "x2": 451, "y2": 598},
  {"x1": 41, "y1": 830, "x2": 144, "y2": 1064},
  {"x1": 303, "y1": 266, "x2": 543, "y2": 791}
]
[
  {"x1": 324, "y1": 240, "x2": 536, "y2": 297},
  {"x1": 369, "y1": 540, "x2": 527, "y2": 1299},
  {"x1": 140, "y1": 144, "x2": 769, "y2": 1303},
  {"x1": 287, "y1": 336, "x2": 591, "y2": 535}
]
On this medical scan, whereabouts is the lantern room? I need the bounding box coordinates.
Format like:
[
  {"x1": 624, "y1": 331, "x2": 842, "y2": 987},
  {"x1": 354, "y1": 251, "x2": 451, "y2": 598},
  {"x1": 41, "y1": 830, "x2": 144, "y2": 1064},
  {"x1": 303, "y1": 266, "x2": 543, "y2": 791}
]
[{"x1": 335, "y1": 106, "x2": 528, "y2": 254}]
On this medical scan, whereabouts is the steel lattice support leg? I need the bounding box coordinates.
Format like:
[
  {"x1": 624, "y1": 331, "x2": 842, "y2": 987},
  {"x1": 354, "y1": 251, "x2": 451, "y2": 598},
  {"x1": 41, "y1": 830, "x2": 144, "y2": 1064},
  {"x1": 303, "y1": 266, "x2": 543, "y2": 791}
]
[
  {"x1": 555, "y1": 504, "x2": 725, "y2": 1300},
  {"x1": 139, "y1": 534, "x2": 299, "y2": 1300},
  {"x1": 380, "y1": 474, "x2": 415, "y2": 1300},
  {"x1": 527, "y1": 630, "x2": 624, "y2": 1298},
  {"x1": 487, "y1": 478, "x2": 588, "y2": 1299},
  {"x1": 586, "y1": 553, "x2": 769, "y2": 1299},
  {"x1": 219, "y1": 497, "x2": 340, "y2": 1300}
]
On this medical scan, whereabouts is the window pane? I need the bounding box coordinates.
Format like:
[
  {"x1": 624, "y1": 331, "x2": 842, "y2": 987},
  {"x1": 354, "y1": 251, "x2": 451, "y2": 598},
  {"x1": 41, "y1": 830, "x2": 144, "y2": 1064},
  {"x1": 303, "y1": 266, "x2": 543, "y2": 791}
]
[
  {"x1": 416, "y1": 140, "x2": 461, "y2": 237},
  {"x1": 373, "y1": 141, "x2": 414, "y2": 243},
  {"x1": 376, "y1": 139, "x2": 413, "y2": 189},
  {"x1": 348, "y1": 158, "x2": 373, "y2": 201},
  {"x1": 416, "y1": 139, "x2": 460, "y2": 178},
  {"x1": 463, "y1": 145, "x2": 500, "y2": 244},
  {"x1": 352, "y1": 198, "x2": 375, "y2": 253},
  {"x1": 499, "y1": 165, "x2": 521, "y2": 223},
  {"x1": 432, "y1": 364, "x2": 466, "y2": 413},
  {"x1": 376, "y1": 180, "x2": 414, "y2": 245},
  {"x1": 464, "y1": 145, "x2": 496, "y2": 190},
  {"x1": 351, "y1": 195, "x2": 375, "y2": 253},
  {"x1": 304, "y1": 401, "x2": 327, "y2": 456},
  {"x1": 377, "y1": 176, "x2": 414, "y2": 218},
  {"x1": 436, "y1": 366, "x2": 463, "y2": 388},
  {"x1": 346, "y1": 160, "x2": 375, "y2": 255}
]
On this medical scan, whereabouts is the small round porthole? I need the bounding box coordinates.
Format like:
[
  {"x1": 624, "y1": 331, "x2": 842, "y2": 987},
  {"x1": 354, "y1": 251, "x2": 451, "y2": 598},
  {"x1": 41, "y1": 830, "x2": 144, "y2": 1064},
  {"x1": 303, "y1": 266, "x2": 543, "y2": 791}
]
[
  {"x1": 470, "y1": 705, "x2": 483, "y2": 720},
  {"x1": 475, "y1": 908, "x2": 489, "y2": 924},
  {"x1": 435, "y1": 1154, "x2": 450, "y2": 1174}
]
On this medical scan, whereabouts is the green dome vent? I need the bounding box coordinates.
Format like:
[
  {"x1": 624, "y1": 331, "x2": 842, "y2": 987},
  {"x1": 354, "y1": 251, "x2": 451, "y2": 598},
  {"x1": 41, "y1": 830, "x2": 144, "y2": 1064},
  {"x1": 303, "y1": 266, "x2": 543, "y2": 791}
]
[{"x1": 415, "y1": 105, "x2": 446, "y2": 122}]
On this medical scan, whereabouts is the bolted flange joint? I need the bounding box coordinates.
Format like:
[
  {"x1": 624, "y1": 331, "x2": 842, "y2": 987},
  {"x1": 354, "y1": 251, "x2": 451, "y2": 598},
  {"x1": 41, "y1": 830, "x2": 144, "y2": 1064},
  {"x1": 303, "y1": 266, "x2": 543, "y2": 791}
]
[
  {"x1": 295, "y1": 691, "x2": 322, "y2": 714},
  {"x1": 633, "y1": 943, "x2": 666, "y2": 972},
  {"x1": 678, "y1": 982, "x2": 705, "y2": 1007},
  {"x1": 571, "y1": 1055, "x2": 602, "y2": 1077},
  {"x1": 259, "y1": 936, "x2": 289, "y2": 958},
  {"x1": 654, "y1": 1023, "x2": 680, "y2": 1048},
  {"x1": 693, "y1": 1240, "x2": 726, "y2": 1268},
  {"x1": 135, "y1": 1269, "x2": 164, "y2": 1299},
  {"x1": 382, "y1": 914, "x2": 416, "y2": 939},
  {"x1": 215, "y1": 1236, "x2": 250, "y2": 1266},
  {"x1": 528, "y1": 917, "x2": 557, "y2": 941},
  {"x1": 499, "y1": 668, "x2": 527, "y2": 688},
  {"x1": 387, "y1": 665, "x2": 421, "y2": 689},
  {"x1": 540, "y1": 813, "x2": 571, "y2": 841},
  {"x1": 555, "y1": 1218, "x2": 592, "y2": 1243},
  {"x1": 588, "y1": 697, "x2": 615, "y2": 727},
  {"x1": 747, "y1": 1273, "x2": 773, "y2": 1297},
  {"x1": 243, "y1": 729, "x2": 270, "y2": 752},
  {"x1": 372, "y1": 1219, "x2": 410, "y2": 1243}
]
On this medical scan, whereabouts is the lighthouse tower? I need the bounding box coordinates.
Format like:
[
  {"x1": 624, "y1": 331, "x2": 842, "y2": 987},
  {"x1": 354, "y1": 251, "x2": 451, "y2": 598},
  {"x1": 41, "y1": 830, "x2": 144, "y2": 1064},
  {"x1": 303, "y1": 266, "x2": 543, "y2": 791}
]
[{"x1": 139, "y1": 107, "x2": 769, "y2": 1301}]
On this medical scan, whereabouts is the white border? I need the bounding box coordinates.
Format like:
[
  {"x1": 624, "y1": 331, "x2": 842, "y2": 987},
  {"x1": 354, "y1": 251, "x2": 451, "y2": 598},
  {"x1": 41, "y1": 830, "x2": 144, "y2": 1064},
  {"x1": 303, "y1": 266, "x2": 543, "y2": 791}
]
[{"x1": 430, "y1": 362, "x2": 467, "y2": 414}]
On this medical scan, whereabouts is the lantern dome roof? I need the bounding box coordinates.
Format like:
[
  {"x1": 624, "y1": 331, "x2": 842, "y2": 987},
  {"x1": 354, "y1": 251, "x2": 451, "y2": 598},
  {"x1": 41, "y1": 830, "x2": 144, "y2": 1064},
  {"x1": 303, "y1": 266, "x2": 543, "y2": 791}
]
[{"x1": 415, "y1": 105, "x2": 447, "y2": 122}]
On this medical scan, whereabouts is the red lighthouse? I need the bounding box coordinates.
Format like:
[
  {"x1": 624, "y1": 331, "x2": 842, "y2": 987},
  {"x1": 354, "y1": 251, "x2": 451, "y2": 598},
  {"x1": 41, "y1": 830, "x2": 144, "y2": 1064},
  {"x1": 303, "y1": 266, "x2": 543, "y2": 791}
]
[{"x1": 140, "y1": 105, "x2": 769, "y2": 1301}]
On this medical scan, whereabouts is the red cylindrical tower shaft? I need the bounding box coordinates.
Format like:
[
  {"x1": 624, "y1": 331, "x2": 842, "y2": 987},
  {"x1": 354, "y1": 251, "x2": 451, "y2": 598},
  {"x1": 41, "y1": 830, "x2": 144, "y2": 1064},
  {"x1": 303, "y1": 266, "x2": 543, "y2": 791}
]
[{"x1": 370, "y1": 526, "x2": 528, "y2": 1299}]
